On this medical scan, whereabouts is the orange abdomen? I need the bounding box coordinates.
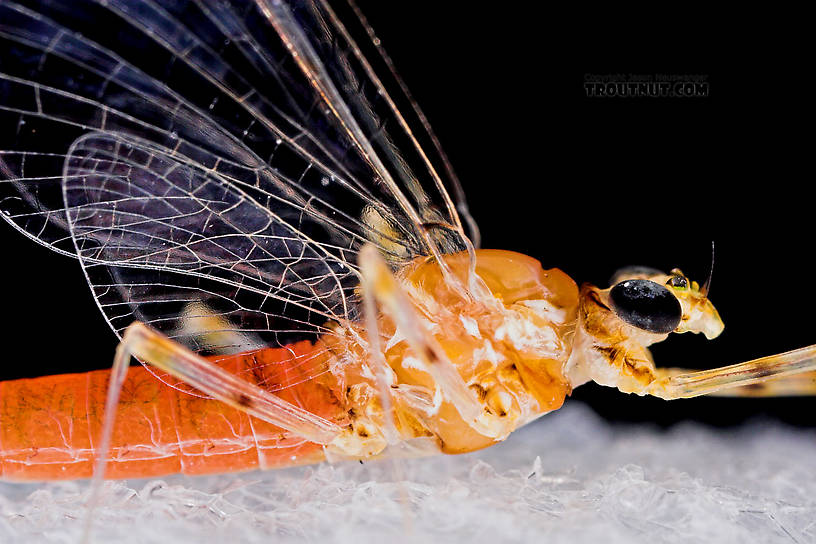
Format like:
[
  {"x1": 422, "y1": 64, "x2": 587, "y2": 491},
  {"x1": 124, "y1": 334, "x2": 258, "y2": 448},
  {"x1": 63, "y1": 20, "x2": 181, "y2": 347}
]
[{"x1": 0, "y1": 341, "x2": 345, "y2": 481}]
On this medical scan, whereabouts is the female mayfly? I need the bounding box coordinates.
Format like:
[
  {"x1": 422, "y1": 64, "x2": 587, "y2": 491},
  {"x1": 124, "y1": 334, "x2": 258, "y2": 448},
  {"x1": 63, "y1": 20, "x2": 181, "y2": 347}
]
[{"x1": 0, "y1": 0, "x2": 814, "y2": 482}]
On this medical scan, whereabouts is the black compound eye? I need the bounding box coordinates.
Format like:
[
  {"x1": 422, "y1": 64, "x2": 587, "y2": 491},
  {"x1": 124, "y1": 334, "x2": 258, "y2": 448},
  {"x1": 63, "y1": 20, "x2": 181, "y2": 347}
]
[
  {"x1": 667, "y1": 275, "x2": 688, "y2": 289},
  {"x1": 609, "y1": 279, "x2": 682, "y2": 334}
]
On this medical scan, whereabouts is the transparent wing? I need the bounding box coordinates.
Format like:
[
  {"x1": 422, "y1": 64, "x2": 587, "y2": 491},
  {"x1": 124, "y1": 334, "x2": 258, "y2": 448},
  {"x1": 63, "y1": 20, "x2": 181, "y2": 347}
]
[
  {"x1": 0, "y1": 0, "x2": 478, "y2": 394},
  {"x1": 344, "y1": 0, "x2": 480, "y2": 248},
  {"x1": 0, "y1": 0, "x2": 476, "y2": 262},
  {"x1": 65, "y1": 131, "x2": 356, "y2": 393}
]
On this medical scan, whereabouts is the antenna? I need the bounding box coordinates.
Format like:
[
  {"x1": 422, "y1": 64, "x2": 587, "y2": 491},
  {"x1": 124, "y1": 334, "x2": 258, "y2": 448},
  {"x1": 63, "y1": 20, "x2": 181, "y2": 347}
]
[{"x1": 700, "y1": 241, "x2": 715, "y2": 298}]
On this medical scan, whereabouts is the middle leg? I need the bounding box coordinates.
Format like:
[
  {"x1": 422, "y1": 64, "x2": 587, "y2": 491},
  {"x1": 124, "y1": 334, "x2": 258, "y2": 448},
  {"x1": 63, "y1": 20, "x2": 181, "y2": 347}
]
[{"x1": 357, "y1": 244, "x2": 510, "y2": 439}]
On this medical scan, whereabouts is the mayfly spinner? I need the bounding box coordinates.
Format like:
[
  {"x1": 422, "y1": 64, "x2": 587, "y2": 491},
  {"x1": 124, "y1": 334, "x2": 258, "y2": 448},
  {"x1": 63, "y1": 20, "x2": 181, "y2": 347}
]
[{"x1": 0, "y1": 0, "x2": 814, "y2": 482}]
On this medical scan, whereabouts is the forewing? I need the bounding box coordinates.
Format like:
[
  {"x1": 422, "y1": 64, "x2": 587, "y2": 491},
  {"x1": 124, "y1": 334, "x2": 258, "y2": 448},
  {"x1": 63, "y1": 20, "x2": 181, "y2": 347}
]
[
  {"x1": 0, "y1": 0, "x2": 477, "y2": 389},
  {"x1": 0, "y1": 0, "x2": 476, "y2": 263}
]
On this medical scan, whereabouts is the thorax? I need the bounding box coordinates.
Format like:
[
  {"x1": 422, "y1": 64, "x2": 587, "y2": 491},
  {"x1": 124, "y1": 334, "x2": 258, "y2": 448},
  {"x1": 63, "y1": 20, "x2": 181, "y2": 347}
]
[{"x1": 379, "y1": 250, "x2": 580, "y2": 453}]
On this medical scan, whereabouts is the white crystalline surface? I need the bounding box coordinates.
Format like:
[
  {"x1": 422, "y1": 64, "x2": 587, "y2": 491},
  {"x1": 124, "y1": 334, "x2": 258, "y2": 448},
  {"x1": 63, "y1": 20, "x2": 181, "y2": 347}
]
[{"x1": 1, "y1": 403, "x2": 814, "y2": 544}]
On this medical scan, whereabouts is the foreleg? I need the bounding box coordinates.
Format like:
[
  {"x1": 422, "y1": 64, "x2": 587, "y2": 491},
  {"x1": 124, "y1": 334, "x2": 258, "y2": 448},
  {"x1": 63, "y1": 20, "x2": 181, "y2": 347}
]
[{"x1": 646, "y1": 345, "x2": 816, "y2": 399}]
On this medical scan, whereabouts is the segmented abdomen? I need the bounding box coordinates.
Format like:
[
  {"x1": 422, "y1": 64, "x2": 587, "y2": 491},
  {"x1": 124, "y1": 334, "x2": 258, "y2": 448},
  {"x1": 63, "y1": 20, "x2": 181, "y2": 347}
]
[{"x1": 0, "y1": 341, "x2": 345, "y2": 481}]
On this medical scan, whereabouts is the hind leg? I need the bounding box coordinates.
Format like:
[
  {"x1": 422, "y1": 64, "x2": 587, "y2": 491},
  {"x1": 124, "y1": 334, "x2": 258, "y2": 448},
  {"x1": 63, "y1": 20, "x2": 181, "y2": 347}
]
[
  {"x1": 91, "y1": 321, "x2": 344, "y2": 479},
  {"x1": 91, "y1": 322, "x2": 344, "y2": 481},
  {"x1": 81, "y1": 322, "x2": 346, "y2": 542}
]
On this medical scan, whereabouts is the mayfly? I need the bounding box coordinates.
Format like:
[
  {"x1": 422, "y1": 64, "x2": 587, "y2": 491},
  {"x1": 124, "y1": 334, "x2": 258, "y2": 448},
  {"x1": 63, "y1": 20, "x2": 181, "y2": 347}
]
[{"x1": 0, "y1": 0, "x2": 814, "y2": 483}]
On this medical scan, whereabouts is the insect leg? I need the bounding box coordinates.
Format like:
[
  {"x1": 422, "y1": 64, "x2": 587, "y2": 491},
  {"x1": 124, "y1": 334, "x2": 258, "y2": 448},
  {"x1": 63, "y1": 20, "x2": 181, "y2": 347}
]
[
  {"x1": 358, "y1": 244, "x2": 504, "y2": 438},
  {"x1": 110, "y1": 322, "x2": 343, "y2": 444},
  {"x1": 80, "y1": 323, "x2": 342, "y2": 541},
  {"x1": 709, "y1": 371, "x2": 816, "y2": 397},
  {"x1": 360, "y1": 258, "x2": 402, "y2": 445},
  {"x1": 658, "y1": 370, "x2": 816, "y2": 397},
  {"x1": 645, "y1": 344, "x2": 816, "y2": 399}
]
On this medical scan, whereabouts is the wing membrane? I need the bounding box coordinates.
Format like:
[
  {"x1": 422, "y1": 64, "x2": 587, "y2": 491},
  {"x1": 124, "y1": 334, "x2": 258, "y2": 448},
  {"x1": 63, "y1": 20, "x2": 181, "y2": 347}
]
[
  {"x1": 0, "y1": 0, "x2": 478, "y2": 391},
  {"x1": 64, "y1": 132, "x2": 359, "y2": 392}
]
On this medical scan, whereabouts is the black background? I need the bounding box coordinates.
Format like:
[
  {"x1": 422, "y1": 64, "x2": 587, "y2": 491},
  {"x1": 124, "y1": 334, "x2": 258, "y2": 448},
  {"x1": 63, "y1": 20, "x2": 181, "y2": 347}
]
[{"x1": 1, "y1": 3, "x2": 811, "y2": 427}]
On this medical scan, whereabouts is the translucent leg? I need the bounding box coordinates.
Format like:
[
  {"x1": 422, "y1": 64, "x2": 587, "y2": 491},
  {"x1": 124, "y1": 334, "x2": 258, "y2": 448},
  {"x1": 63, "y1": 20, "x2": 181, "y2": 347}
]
[
  {"x1": 358, "y1": 244, "x2": 505, "y2": 438},
  {"x1": 666, "y1": 370, "x2": 816, "y2": 397},
  {"x1": 360, "y1": 254, "x2": 401, "y2": 445},
  {"x1": 81, "y1": 322, "x2": 345, "y2": 542},
  {"x1": 646, "y1": 344, "x2": 816, "y2": 399},
  {"x1": 359, "y1": 251, "x2": 416, "y2": 534},
  {"x1": 112, "y1": 322, "x2": 342, "y2": 443}
]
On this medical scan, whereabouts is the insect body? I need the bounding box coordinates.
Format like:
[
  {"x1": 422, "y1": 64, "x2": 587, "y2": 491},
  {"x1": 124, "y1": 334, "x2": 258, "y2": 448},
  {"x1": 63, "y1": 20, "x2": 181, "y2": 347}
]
[
  {"x1": 0, "y1": 249, "x2": 578, "y2": 479},
  {"x1": 1, "y1": 245, "x2": 813, "y2": 481},
  {"x1": 0, "y1": 0, "x2": 814, "y2": 482}
]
